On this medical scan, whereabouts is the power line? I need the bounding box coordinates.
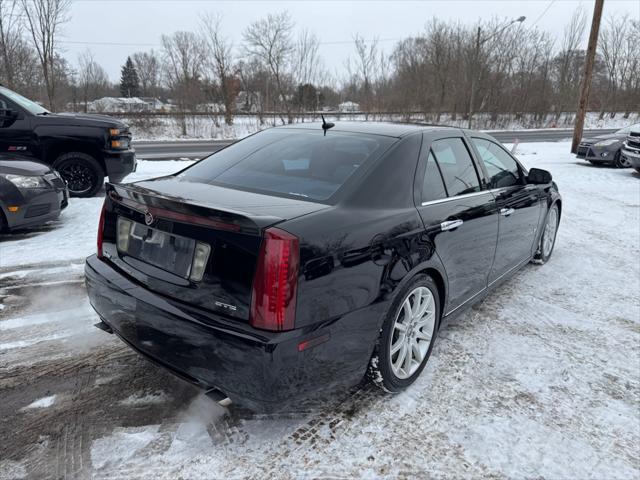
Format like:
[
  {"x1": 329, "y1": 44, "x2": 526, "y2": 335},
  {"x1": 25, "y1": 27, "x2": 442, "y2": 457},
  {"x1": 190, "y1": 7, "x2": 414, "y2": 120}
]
[
  {"x1": 531, "y1": 0, "x2": 557, "y2": 28},
  {"x1": 60, "y1": 40, "x2": 160, "y2": 47},
  {"x1": 59, "y1": 37, "x2": 402, "y2": 48}
]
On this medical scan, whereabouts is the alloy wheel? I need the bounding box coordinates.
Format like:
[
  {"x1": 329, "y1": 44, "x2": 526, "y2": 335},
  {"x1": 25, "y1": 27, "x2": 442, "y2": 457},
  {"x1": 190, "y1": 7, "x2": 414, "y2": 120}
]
[
  {"x1": 389, "y1": 286, "x2": 436, "y2": 379},
  {"x1": 59, "y1": 161, "x2": 97, "y2": 195}
]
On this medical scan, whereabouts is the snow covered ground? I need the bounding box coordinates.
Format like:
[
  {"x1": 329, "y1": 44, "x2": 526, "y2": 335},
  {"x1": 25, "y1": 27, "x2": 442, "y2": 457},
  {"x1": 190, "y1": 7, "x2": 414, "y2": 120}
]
[
  {"x1": 0, "y1": 142, "x2": 639, "y2": 479},
  {"x1": 127, "y1": 112, "x2": 640, "y2": 141}
]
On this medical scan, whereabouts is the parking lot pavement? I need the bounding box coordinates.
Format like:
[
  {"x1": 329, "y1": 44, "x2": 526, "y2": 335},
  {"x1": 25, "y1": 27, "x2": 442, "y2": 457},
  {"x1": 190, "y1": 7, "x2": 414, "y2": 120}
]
[{"x1": 0, "y1": 143, "x2": 638, "y2": 479}]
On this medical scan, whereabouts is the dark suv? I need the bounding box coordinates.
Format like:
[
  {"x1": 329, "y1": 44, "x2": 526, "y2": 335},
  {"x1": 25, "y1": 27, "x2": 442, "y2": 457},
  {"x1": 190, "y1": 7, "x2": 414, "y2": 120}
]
[{"x1": 0, "y1": 86, "x2": 136, "y2": 197}]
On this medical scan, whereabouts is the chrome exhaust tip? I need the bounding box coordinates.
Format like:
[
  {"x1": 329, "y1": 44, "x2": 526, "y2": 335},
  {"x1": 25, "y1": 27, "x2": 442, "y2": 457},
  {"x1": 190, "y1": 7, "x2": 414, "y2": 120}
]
[{"x1": 206, "y1": 387, "x2": 232, "y2": 407}]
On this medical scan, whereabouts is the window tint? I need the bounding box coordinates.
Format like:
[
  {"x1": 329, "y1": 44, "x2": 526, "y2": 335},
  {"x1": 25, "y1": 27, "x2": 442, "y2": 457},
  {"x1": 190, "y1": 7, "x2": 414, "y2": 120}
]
[
  {"x1": 421, "y1": 150, "x2": 448, "y2": 202},
  {"x1": 181, "y1": 129, "x2": 394, "y2": 202},
  {"x1": 472, "y1": 138, "x2": 522, "y2": 189},
  {"x1": 431, "y1": 138, "x2": 481, "y2": 196}
]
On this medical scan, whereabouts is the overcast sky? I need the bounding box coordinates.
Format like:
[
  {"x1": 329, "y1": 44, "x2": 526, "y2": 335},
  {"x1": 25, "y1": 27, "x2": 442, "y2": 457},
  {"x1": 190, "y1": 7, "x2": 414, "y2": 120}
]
[{"x1": 62, "y1": 0, "x2": 640, "y2": 81}]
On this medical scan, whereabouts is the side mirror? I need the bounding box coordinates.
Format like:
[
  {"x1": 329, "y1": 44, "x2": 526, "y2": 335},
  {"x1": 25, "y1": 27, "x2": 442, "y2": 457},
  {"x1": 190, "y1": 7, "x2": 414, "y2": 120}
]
[{"x1": 528, "y1": 168, "x2": 552, "y2": 184}]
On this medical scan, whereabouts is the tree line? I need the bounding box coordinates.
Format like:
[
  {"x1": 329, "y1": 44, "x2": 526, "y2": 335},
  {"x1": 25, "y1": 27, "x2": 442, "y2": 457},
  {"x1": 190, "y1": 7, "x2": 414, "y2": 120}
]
[{"x1": 1, "y1": 0, "x2": 638, "y2": 128}]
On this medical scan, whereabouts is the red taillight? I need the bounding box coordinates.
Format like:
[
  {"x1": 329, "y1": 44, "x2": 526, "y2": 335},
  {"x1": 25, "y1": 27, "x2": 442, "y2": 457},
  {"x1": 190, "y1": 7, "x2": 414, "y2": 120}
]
[
  {"x1": 250, "y1": 227, "x2": 300, "y2": 331},
  {"x1": 96, "y1": 199, "x2": 106, "y2": 258}
]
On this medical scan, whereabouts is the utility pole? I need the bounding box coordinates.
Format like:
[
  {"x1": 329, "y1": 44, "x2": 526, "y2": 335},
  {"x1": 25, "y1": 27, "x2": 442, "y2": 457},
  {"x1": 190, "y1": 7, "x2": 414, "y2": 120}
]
[{"x1": 571, "y1": 0, "x2": 605, "y2": 153}]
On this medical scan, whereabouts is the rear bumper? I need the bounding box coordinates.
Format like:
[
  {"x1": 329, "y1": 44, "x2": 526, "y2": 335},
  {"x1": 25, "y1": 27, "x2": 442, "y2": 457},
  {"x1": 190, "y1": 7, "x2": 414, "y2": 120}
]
[
  {"x1": 103, "y1": 149, "x2": 137, "y2": 183},
  {"x1": 84, "y1": 255, "x2": 371, "y2": 411}
]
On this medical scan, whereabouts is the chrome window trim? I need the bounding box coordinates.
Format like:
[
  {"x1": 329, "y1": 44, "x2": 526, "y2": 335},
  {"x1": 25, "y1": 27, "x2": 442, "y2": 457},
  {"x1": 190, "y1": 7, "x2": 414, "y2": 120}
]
[{"x1": 420, "y1": 189, "x2": 493, "y2": 207}]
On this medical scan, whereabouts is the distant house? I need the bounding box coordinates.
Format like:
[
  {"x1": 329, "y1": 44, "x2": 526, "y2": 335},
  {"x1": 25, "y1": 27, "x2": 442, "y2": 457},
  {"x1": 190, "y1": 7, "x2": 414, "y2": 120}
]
[
  {"x1": 87, "y1": 97, "x2": 167, "y2": 113},
  {"x1": 235, "y1": 91, "x2": 262, "y2": 113},
  {"x1": 198, "y1": 102, "x2": 225, "y2": 113},
  {"x1": 139, "y1": 97, "x2": 169, "y2": 112},
  {"x1": 338, "y1": 101, "x2": 360, "y2": 113}
]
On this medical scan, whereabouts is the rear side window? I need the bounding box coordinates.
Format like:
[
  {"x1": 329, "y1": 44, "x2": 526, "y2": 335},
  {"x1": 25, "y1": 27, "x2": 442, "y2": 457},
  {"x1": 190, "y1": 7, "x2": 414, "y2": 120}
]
[
  {"x1": 431, "y1": 138, "x2": 481, "y2": 197},
  {"x1": 472, "y1": 137, "x2": 522, "y2": 189},
  {"x1": 180, "y1": 129, "x2": 394, "y2": 202},
  {"x1": 421, "y1": 150, "x2": 448, "y2": 202}
]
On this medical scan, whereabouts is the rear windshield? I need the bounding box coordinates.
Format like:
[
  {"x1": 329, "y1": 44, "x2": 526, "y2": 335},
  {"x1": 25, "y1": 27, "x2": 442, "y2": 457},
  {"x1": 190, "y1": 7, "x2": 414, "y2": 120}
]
[{"x1": 179, "y1": 129, "x2": 395, "y2": 202}]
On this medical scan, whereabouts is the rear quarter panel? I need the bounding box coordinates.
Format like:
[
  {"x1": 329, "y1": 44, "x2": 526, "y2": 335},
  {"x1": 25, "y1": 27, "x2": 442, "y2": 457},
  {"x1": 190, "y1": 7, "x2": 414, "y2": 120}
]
[{"x1": 282, "y1": 206, "x2": 446, "y2": 329}]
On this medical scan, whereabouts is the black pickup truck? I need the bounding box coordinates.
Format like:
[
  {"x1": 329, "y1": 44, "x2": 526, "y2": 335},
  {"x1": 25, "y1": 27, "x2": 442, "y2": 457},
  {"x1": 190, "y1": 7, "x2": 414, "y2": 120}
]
[{"x1": 0, "y1": 85, "x2": 136, "y2": 197}]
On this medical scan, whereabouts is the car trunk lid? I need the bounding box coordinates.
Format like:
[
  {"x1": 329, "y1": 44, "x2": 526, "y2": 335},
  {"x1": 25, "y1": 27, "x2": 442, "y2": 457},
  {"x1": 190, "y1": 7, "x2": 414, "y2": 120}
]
[{"x1": 101, "y1": 177, "x2": 328, "y2": 322}]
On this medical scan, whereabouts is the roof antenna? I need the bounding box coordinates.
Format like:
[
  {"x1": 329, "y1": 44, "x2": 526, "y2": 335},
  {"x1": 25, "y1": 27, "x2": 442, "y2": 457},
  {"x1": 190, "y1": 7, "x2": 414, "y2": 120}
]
[{"x1": 321, "y1": 115, "x2": 335, "y2": 136}]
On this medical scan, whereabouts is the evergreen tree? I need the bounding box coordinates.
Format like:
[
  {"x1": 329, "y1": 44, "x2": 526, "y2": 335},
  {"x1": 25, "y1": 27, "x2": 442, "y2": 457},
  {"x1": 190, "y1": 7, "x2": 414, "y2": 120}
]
[{"x1": 120, "y1": 56, "x2": 140, "y2": 97}]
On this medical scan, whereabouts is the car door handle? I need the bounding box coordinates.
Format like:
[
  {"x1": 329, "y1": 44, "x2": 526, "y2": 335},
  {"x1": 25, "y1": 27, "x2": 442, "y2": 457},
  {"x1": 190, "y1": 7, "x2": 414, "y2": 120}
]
[
  {"x1": 500, "y1": 208, "x2": 515, "y2": 217},
  {"x1": 440, "y1": 219, "x2": 464, "y2": 231}
]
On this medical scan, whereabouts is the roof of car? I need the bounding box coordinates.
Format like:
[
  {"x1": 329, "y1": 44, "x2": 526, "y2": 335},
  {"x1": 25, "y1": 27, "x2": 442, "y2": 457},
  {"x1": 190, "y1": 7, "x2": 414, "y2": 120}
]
[{"x1": 275, "y1": 121, "x2": 462, "y2": 138}]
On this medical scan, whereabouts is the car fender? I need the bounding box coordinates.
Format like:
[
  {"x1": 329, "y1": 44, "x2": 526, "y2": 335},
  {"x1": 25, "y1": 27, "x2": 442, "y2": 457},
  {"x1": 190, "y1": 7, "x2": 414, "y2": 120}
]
[{"x1": 35, "y1": 124, "x2": 107, "y2": 165}]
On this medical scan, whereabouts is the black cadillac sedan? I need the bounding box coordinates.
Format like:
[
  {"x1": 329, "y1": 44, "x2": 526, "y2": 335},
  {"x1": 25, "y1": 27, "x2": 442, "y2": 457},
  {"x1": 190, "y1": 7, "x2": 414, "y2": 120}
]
[
  {"x1": 0, "y1": 155, "x2": 68, "y2": 232},
  {"x1": 85, "y1": 123, "x2": 561, "y2": 411}
]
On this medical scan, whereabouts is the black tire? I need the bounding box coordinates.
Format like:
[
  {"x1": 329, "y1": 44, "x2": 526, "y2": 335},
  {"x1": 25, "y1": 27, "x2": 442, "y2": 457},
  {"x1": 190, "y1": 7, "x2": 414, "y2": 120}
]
[
  {"x1": 368, "y1": 274, "x2": 440, "y2": 393},
  {"x1": 532, "y1": 203, "x2": 560, "y2": 265},
  {"x1": 0, "y1": 209, "x2": 7, "y2": 233},
  {"x1": 53, "y1": 152, "x2": 104, "y2": 197},
  {"x1": 614, "y1": 151, "x2": 630, "y2": 168}
]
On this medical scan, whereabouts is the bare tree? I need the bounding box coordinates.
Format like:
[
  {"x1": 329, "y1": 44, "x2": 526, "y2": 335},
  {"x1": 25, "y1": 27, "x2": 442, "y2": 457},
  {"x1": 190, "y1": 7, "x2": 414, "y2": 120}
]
[
  {"x1": 622, "y1": 20, "x2": 640, "y2": 116},
  {"x1": 599, "y1": 14, "x2": 632, "y2": 117},
  {"x1": 291, "y1": 29, "x2": 324, "y2": 116},
  {"x1": 243, "y1": 12, "x2": 294, "y2": 123},
  {"x1": 201, "y1": 13, "x2": 236, "y2": 125},
  {"x1": 77, "y1": 50, "x2": 109, "y2": 112},
  {"x1": 0, "y1": 0, "x2": 20, "y2": 88},
  {"x1": 236, "y1": 57, "x2": 268, "y2": 123},
  {"x1": 20, "y1": 0, "x2": 71, "y2": 110},
  {"x1": 349, "y1": 34, "x2": 379, "y2": 118},
  {"x1": 0, "y1": 1, "x2": 47, "y2": 98},
  {"x1": 132, "y1": 50, "x2": 161, "y2": 98},
  {"x1": 553, "y1": 8, "x2": 587, "y2": 119},
  {"x1": 161, "y1": 31, "x2": 207, "y2": 135},
  {"x1": 426, "y1": 20, "x2": 454, "y2": 119}
]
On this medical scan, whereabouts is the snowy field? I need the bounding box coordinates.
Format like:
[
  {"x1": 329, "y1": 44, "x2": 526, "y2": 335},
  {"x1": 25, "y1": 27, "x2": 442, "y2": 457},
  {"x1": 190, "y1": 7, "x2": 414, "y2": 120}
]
[
  {"x1": 127, "y1": 112, "x2": 640, "y2": 141},
  {"x1": 0, "y1": 142, "x2": 639, "y2": 479}
]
